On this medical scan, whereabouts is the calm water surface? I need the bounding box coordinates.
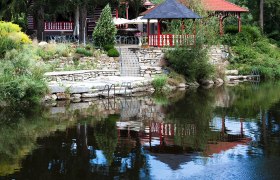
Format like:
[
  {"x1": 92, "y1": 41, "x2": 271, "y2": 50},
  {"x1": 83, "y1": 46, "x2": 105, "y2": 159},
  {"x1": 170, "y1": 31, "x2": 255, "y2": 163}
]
[{"x1": 1, "y1": 82, "x2": 280, "y2": 180}]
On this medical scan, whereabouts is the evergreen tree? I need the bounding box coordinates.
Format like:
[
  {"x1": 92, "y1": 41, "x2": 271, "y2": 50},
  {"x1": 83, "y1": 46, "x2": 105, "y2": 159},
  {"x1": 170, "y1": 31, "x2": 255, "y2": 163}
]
[{"x1": 92, "y1": 4, "x2": 117, "y2": 47}]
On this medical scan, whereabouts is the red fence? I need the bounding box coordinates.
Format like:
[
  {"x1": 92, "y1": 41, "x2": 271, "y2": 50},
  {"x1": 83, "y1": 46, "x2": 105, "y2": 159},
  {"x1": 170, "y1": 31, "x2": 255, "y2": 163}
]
[
  {"x1": 44, "y1": 22, "x2": 74, "y2": 31},
  {"x1": 148, "y1": 34, "x2": 195, "y2": 47}
]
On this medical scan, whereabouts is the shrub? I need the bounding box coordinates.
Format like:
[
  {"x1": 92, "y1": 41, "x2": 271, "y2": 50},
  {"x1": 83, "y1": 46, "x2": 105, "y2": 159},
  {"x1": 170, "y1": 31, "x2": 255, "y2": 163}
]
[
  {"x1": 92, "y1": 4, "x2": 117, "y2": 47},
  {"x1": 103, "y1": 44, "x2": 114, "y2": 51},
  {"x1": 223, "y1": 25, "x2": 262, "y2": 46},
  {"x1": 152, "y1": 75, "x2": 167, "y2": 92},
  {"x1": 75, "y1": 47, "x2": 93, "y2": 57},
  {"x1": 0, "y1": 21, "x2": 31, "y2": 44},
  {"x1": 0, "y1": 21, "x2": 31, "y2": 58},
  {"x1": 223, "y1": 25, "x2": 280, "y2": 79},
  {"x1": 0, "y1": 48, "x2": 47, "y2": 106},
  {"x1": 166, "y1": 47, "x2": 214, "y2": 81},
  {"x1": 107, "y1": 48, "x2": 119, "y2": 57},
  {"x1": 0, "y1": 37, "x2": 18, "y2": 58}
]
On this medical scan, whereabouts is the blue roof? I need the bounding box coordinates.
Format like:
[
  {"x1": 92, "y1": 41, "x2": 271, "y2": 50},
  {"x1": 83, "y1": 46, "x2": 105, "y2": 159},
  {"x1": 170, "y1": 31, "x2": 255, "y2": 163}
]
[{"x1": 142, "y1": 0, "x2": 201, "y2": 19}]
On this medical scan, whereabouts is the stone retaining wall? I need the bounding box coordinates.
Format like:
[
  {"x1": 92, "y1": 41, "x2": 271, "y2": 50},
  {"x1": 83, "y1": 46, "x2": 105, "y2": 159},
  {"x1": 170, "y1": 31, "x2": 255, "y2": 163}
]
[
  {"x1": 209, "y1": 45, "x2": 230, "y2": 65},
  {"x1": 134, "y1": 48, "x2": 165, "y2": 77},
  {"x1": 44, "y1": 70, "x2": 120, "y2": 82},
  {"x1": 136, "y1": 48, "x2": 164, "y2": 67}
]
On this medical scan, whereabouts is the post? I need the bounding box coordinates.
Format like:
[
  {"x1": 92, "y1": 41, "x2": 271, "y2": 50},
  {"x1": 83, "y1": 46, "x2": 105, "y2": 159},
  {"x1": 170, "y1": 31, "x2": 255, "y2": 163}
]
[
  {"x1": 83, "y1": 18, "x2": 88, "y2": 46},
  {"x1": 157, "y1": 19, "x2": 161, "y2": 47},
  {"x1": 219, "y1": 15, "x2": 224, "y2": 36},
  {"x1": 116, "y1": 8, "x2": 119, "y2": 19},
  {"x1": 238, "y1": 13, "x2": 241, "y2": 32},
  {"x1": 126, "y1": 2, "x2": 129, "y2": 28},
  {"x1": 147, "y1": 19, "x2": 150, "y2": 46},
  {"x1": 83, "y1": 26, "x2": 86, "y2": 46}
]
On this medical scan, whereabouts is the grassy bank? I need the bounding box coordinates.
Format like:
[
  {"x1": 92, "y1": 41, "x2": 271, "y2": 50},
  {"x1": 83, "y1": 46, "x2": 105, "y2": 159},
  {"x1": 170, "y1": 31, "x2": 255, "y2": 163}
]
[{"x1": 222, "y1": 26, "x2": 280, "y2": 79}]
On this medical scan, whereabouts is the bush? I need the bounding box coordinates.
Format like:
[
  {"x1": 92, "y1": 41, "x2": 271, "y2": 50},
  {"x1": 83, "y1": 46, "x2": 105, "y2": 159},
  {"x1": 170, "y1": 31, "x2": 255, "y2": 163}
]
[
  {"x1": 223, "y1": 25, "x2": 262, "y2": 46},
  {"x1": 107, "y1": 48, "x2": 119, "y2": 57},
  {"x1": 0, "y1": 37, "x2": 18, "y2": 58},
  {"x1": 75, "y1": 47, "x2": 93, "y2": 57},
  {"x1": 166, "y1": 47, "x2": 214, "y2": 81},
  {"x1": 0, "y1": 21, "x2": 31, "y2": 44},
  {"x1": 103, "y1": 44, "x2": 114, "y2": 51},
  {"x1": 152, "y1": 75, "x2": 167, "y2": 92},
  {"x1": 0, "y1": 48, "x2": 47, "y2": 106},
  {"x1": 223, "y1": 25, "x2": 280, "y2": 79},
  {"x1": 0, "y1": 21, "x2": 31, "y2": 58}
]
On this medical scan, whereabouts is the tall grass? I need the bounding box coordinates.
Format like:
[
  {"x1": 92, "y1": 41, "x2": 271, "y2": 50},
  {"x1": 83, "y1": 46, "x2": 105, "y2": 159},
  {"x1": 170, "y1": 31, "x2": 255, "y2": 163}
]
[{"x1": 152, "y1": 75, "x2": 168, "y2": 92}]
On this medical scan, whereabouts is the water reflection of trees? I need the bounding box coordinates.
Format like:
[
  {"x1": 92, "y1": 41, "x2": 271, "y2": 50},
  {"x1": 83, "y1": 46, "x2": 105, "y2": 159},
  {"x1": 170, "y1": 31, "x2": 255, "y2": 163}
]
[
  {"x1": 215, "y1": 82, "x2": 280, "y2": 118},
  {"x1": 164, "y1": 88, "x2": 217, "y2": 152},
  {"x1": 94, "y1": 115, "x2": 119, "y2": 165}
]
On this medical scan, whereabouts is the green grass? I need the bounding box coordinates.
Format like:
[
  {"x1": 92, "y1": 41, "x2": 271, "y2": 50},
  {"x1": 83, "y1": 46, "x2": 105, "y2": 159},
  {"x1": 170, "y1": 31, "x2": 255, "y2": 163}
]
[{"x1": 75, "y1": 47, "x2": 93, "y2": 57}]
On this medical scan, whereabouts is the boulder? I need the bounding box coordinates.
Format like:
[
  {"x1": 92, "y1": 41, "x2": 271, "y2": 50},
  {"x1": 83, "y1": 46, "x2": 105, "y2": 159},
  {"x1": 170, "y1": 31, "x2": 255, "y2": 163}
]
[
  {"x1": 178, "y1": 83, "x2": 186, "y2": 88},
  {"x1": 51, "y1": 94, "x2": 58, "y2": 100},
  {"x1": 38, "y1": 41, "x2": 48, "y2": 47},
  {"x1": 214, "y1": 78, "x2": 224, "y2": 85},
  {"x1": 199, "y1": 79, "x2": 214, "y2": 86},
  {"x1": 56, "y1": 92, "x2": 70, "y2": 100},
  {"x1": 82, "y1": 93, "x2": 99, "y2": 98}
]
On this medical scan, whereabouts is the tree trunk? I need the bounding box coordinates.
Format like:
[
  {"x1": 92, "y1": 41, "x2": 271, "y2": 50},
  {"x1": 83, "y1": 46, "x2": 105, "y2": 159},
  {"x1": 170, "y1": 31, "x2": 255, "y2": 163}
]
[
  {"x1": 260, "y1": 0, "x2": 264, "y2": 31},
  {"x1": 74, "y1": 6, "x2": 80, "y2": 38},
  {"x1": 79, "y1": 4, "x2": 87, "y2": 44},
  {"x1": 37, "y1": 5, "x2": 44, "y2": 41}
]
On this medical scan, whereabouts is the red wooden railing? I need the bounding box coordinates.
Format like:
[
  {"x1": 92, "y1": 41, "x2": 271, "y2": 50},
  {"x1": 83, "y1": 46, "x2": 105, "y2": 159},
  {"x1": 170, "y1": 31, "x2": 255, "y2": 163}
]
[
  {"x1": 44, "y1": 22, "x2": 74, "y2": 31},
  {"x1": 148, "y1": 34, "x2": 195, "y2": 47}
]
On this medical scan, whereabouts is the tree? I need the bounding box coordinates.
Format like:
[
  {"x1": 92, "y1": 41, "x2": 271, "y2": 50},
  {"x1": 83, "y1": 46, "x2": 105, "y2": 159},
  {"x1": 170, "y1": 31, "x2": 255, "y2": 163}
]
[
  {"x1": 92, "y1": 4, "x2": 117, "y2": 47},
  {"x1": 260, "y1": 0, "x2": 264, "y2": 31}
]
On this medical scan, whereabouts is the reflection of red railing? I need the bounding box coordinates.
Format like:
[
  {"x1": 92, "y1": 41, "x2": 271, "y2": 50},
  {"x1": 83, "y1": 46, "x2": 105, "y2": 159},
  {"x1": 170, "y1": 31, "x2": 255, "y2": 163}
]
[
  {"x1": 148, "y1": 34, "x2": 195, "y2": 47},
  {"x1": 44, "y1": 22, "x2": 74, "y2": 31}
]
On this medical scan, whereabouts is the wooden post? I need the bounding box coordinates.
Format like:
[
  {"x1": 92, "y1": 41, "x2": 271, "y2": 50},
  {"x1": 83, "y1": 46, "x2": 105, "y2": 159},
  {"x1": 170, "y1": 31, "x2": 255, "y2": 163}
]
[
  {"x1": 193, "y1": 19, "x2": 196, "y2": 46},
  {"x1": 126, "y1": 2, "x2": 129, "y2": 19},
  {"x1": 238, "y1": 13, "x2": 241, "y2": 32},
  {"x1": 126, "y1": 2, "x2": 129, "y2": 28},
  {"x1": 147, "y1": 19, "x2": 150, "y2": 46},
  {"x1": 116, "y1": 8, "x2": 119, "y2": 18},
  {"x1": 219, "y1": 15, "x2": 224, "y2": 36},
  {"x1": 157, "y1": 19, "x2": 161, "y2": 47}
]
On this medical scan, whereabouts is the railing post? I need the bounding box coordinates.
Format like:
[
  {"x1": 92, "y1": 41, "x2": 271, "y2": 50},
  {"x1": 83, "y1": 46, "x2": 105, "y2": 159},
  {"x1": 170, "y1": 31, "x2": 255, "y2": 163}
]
[{"x1": 147, "y1": 19, "x2": 150, "y2": 46}]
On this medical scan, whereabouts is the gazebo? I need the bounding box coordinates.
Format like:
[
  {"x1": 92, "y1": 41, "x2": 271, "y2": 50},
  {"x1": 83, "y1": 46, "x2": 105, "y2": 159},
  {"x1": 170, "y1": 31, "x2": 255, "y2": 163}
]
[
  {"x1": 202, "y1": 0, "x2": 249, "y2": 35},
  {"x1": 142, "y1": 0, "x2": 201, "y2": 47}
]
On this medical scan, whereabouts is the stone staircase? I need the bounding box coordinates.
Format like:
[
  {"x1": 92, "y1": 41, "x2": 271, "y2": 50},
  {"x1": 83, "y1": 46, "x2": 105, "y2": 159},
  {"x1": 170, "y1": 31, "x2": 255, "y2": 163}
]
[{"x1": 119, "y1": 48, "x2": 141, "y2": 77}]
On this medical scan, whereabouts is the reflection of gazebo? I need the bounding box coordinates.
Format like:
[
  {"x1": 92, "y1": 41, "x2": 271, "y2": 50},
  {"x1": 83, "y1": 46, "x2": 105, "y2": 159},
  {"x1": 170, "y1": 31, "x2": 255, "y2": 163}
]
[{"x1": 142, "y1": 0, "x2": 201, "y2": 47}]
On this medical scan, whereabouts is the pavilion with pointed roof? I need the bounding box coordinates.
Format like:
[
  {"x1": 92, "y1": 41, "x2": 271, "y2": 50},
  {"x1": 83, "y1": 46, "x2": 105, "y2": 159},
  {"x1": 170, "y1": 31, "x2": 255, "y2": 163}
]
[
  {"x1": 141, "y1": 0, "x2": 249, "y2": 37},
  {"x1": 142, "y1": 0, "x2": 201, "y2": 47}
]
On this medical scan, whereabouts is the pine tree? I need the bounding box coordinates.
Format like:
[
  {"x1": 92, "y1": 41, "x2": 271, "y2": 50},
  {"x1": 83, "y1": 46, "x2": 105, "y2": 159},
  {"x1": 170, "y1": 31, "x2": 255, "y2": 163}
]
[{"x1": 92, "y1": 4, "x2": 117, "y2": 48}]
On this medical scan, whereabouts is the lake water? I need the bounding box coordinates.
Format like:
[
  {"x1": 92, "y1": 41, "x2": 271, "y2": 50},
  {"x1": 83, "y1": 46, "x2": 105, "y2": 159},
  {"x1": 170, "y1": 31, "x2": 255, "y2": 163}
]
[{"x1": 1, "y1": 82, "x2": 280, "y2": 180}]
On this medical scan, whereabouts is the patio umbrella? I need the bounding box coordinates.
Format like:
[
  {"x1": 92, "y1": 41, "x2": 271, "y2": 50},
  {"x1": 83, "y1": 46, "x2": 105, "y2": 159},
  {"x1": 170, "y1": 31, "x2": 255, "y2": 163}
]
[
  {"x1": 127, "y1": 16, "x2": 158, "y2": 24},
  {"x1": 113, "y1": 17, "x2": 132, "y2": 25}
]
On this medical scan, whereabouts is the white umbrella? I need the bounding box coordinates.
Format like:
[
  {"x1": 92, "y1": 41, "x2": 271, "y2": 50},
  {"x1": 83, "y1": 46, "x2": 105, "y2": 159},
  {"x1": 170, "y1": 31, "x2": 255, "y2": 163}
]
[
  {"x1": 113, "y1": 17, "x2": 132, "y2": 25},
  {"x1": 127, "y1": 16, "x2": 158, "y2": 24}
]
